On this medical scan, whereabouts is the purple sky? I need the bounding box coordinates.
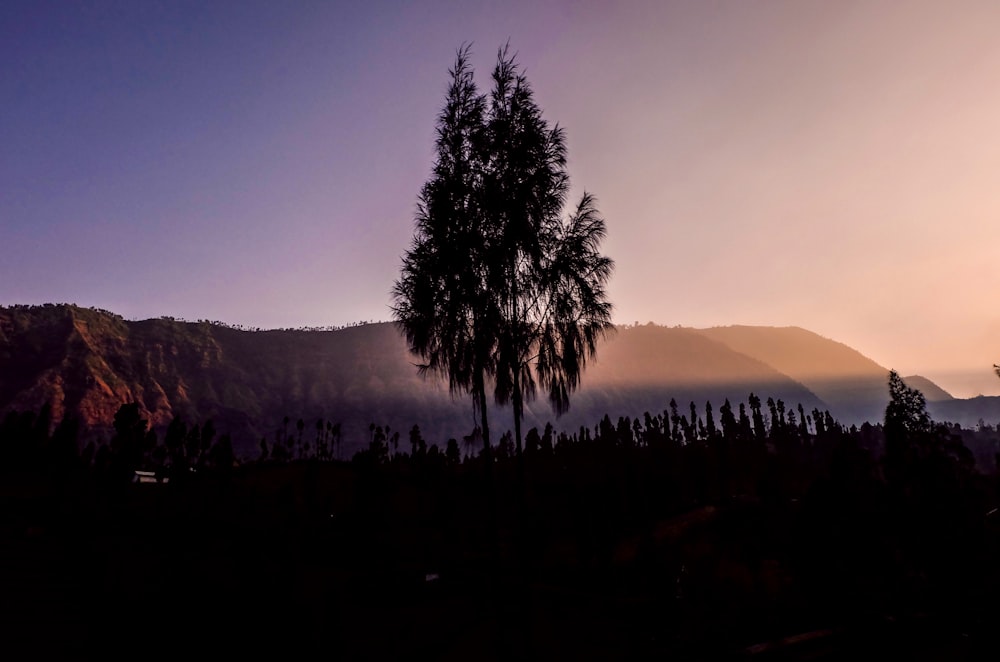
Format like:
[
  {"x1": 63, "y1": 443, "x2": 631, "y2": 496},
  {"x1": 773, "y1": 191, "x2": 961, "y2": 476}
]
[{"x1": 3, "y1": 1, "x2": 1000, "y2": 397}]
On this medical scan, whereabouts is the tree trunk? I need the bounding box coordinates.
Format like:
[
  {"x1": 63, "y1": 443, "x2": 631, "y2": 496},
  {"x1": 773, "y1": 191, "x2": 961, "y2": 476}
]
[{"x1": 474, "y1": 364, "x2": 492, "y2": 460}]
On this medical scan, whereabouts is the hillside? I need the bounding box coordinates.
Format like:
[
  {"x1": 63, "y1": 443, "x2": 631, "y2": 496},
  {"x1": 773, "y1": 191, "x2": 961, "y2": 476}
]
[
  {"x1": 1, "y1": 305, "x2": 974, "y2": 456},
  {"x1": 695, "y1": 325, "x2": 897, "y2": 423},
  {"x1": 560, "y1": 323, "x2": 826, "y2": 434},
  {"x1": 0, "y1": 304, "x2": 471, "y2": 456},
  {"x1": 902, "y1": 375, "x2": 954, "y2": 402},
  {"x1": 929, "y1": 396, "x2": 1000, "y2": 429}
]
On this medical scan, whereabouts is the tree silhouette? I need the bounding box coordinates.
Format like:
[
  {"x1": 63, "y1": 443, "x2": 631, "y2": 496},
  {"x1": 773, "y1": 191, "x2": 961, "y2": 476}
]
[
  {"x1": 409, "y1": 424, "x2": 425, "y2": 459},
  {"x1": 505, "y1": 194, "x2": 615, "y2": 453},
  {"x1": 392, "y1": 44, "x2": 613, "y2": 460},
  {"x1": 108, "y1": 402, "x2": 152, "y2": 485},
  {"x1": 165, "y1": 415, "x2": 187, "y2": 475},
  {"x1": 462, "y1": 427, "x2": 481, "y2": 460},
  {"x1": 884, "y1": 369, "x2": 933, "y2": 479},
  {"x1": 483, "y1": 47, "x2": 614, "y2": 456},
  {"x1": 445, "y1": 438, "x2": 461, "y2": 466},
  {"x1": 392, "y1": 45, "x2": 497, "y2": 456},
  {"x1": 331, "y1": 422, "x2": 342, "y2": 460},
  {"x1": 881, "y1": 370, "x2": 979, "y2": 608}
]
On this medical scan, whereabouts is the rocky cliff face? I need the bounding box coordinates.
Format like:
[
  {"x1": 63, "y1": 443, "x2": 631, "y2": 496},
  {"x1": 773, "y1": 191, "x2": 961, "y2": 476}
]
[
  {"x1": 0, "y1": 305, "x2": 469, "y2": 454},
  {"x1": 1, "y1": 306, "x2": 227, "y2": 430}
]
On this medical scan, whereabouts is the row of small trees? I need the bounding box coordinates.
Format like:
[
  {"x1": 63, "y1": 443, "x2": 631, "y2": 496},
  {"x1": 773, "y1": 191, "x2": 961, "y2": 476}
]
[
  {"x1": 0, "y1": 403, "x2": 235, "y2": 484},
  {"x1": 259, "y1": 416, "x2": 344, "y2": 463},
  {"x1": 337, "y1": 372, "x2": 997, "y2": 639},
  {"x1": 350, "y1": 394, "x2": 846, "y2": 467},
  {"x1": 3, "y1": 372, "x2": 992, "y2": 497}
]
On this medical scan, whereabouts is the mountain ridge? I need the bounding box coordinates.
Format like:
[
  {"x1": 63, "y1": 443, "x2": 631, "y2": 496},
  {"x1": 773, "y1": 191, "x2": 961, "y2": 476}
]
[{"x1": 2, "y1": 304, "x2": 993, "y2": 456}]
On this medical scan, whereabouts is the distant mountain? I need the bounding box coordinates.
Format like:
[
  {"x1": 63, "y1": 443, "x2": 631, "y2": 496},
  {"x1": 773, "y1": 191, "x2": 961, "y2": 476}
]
[
  {"x1": 694, "y1": 325, "x2": 891, "y2": 424},
  {"x1": 691, "y1": 327, "x2": 993, "y2": 425},
  {"x1": 0, "y1": 305, "x2": 975, "y2": 456},
  {"x1": 928, "y1": 396, "x2": 1000, "y2": 429},
  {"x1": 544, "y1": 323, "x2": 827, "y2": 436},
  {"x1": 901, "y1": 375, "x2": 954, "y2": 402}
]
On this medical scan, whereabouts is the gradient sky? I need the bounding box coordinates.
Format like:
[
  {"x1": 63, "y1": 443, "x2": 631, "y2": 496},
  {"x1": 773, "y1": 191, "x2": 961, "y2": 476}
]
[{"x1": 3, "y1": 1, "x2": 999, "y2": 397}]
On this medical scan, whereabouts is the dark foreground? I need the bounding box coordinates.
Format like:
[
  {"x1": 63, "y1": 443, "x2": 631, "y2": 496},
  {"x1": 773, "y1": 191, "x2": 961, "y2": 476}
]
[{"x1": 3, "y1": 453, "x2": 999, "y2": 660}]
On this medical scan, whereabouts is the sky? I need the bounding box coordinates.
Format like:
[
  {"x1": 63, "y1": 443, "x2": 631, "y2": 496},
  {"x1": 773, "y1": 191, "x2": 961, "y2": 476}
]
[{"x1": 3, "y1": 0, "x2": 1000, "y2": 398}]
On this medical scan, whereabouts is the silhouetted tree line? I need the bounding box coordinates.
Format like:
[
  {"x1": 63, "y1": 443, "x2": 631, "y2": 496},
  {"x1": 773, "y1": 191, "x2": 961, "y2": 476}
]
[
  {"x1": 1, "y1": 302, "x2": 385, "y2": 333},
  {"x1": 6, "y1": 381, "x2": 996, "y2": 500},
  {"x1": 348, "y1": 387, "x2": 994, "y2": 483},
  {"x1": 169, "y1": 316, "x2": 386, "y2": 332},
  {"x1": 186, "y1": 319, "x2": 386, "y2": 332},
  {"x1": 333, "y1": 374, "x2": 1000, "y2": 654},
  {"x1": 257, "y1": 415, "x2": 344, "y2": 463},
  {"x1": 4, "y1": 302, "x2": 123, "y2": 320},
  {"x1": 0, "y1": 402, "x2": 236, "y2": 486},
  {"x1": 2, "y1": 374, "x2": 1000, "y2": 656}
]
